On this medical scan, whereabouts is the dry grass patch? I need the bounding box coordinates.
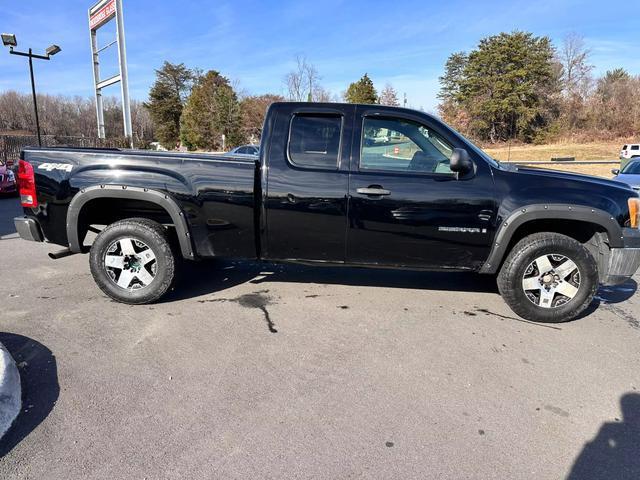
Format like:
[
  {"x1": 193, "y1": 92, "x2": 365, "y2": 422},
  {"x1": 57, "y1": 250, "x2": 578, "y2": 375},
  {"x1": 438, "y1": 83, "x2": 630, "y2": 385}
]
[{"x1": 484, "y1": 142, "x2": 621, "y2": 162}]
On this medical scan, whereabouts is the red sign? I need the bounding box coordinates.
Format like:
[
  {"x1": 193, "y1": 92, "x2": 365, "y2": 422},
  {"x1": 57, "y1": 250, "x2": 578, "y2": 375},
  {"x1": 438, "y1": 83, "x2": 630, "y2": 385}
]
[{"x1": 89, "y1": 0, "x2": 116, "y2": 30}]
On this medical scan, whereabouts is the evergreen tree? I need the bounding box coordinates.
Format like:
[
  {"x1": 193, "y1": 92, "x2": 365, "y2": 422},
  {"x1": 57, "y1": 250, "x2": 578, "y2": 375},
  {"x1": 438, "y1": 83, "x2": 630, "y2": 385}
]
[
  {"x1": 438, "y1": 32, "x2": 559, "y2": 142},
  {"x1": 437, "y1": 52, "x2": 468, "y2": 102},
  {"x1": 180, "y1": 70, "x2": 245, "y2": 151},
  {"x1": 345, "y1": 74, "x2": 378, "y2": 104},
  {"x1": 144, "y1": 62, "x2": 193, "y2": 149}
]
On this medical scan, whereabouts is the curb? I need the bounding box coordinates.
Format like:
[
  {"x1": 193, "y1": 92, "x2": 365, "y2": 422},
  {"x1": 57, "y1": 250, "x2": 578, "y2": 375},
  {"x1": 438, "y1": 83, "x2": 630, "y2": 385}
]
[{"x1": 0, "y1": 341, "x2": 21, "y2": 439}]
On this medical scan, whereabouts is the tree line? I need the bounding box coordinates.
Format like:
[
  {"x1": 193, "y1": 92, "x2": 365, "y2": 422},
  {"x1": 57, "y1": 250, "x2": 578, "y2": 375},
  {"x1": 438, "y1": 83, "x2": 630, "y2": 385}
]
[
  {"x1": 2, "y1": 32, "x2": 637, "y2": 150},
  {"x1": 145, "y1": 58, "x2": 402, "y2": 151},
  {"x1": 0, "y1": 90, "x2": 153, "y2": 145},
  {"x1": 438, "y1": 31, "x2": 640, "y2": 144}
]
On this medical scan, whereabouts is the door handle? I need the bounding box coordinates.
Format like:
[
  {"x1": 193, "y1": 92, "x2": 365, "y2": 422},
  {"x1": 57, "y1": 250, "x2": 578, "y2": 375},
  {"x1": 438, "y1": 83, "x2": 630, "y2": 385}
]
[{"x1": 356, "y1": 186, "x2": 391, "y2": 196}]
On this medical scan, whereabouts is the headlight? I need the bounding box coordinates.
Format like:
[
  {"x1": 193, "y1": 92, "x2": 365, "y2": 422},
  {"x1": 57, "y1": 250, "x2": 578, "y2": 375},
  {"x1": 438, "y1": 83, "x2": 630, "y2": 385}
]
[
  {"x1": 7, "y1": 170, "x2": 15, "y2": 182},
  {"x1": 629, "y1": 198, "x2": 640, "y2": 229}
]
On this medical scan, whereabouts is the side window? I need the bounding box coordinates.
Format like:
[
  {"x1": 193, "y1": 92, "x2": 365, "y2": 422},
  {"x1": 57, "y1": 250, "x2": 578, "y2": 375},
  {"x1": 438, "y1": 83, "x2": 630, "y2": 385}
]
[
  {"x1": 288, "y1": 114, "x2": 341, "y2": 169},
  {"x1": 632, "y1": 145, "x2": 639, "y2": 151},
  {"x1": 236, "y1": 147, "x2": 248, "y2": 154},
  {"x1": 360, "y1": 117, "x2": 454, "y2": 174}
]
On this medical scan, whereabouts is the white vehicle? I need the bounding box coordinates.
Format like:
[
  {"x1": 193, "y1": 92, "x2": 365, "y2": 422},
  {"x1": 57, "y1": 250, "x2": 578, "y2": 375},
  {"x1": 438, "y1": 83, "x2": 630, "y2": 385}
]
[{"x1": 620, "y1": 144, "x2": 640, "y2": 160}]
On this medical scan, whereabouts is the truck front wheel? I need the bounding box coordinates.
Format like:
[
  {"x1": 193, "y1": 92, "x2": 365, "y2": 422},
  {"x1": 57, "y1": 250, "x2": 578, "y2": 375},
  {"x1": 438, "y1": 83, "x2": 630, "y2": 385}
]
[
  {"x1": 497, "y1": 232, "x2": 598, "y2": 323},
  {"x1": 89, "y1": 218, "x2": 176, "y2": 304}
]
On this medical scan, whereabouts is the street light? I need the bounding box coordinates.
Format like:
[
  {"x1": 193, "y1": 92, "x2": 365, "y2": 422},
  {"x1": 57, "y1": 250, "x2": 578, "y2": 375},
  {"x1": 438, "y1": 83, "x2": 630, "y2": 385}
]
[
  {"x1": 1, "y1": 33, "x2": 17, "y2": 47},
  {"x1": 45, "y1": 45, "x2": 61, "y2": 56},
  {"x1": 1, "y1": 33, "x2": 61, "y2": 146}
]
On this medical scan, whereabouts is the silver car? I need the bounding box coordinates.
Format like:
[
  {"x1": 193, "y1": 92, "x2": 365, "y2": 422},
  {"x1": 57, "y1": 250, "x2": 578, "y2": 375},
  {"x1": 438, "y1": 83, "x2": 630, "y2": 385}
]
[
  {"x1": 224, "y1": 145, "x2": 260, "y2": 159},
  {"x1": 613, "y1": 159, "x2": 640, "y2": 193}
]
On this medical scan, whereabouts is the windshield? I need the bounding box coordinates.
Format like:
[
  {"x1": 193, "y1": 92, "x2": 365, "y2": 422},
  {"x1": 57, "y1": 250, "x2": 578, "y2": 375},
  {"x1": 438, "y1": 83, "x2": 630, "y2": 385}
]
[{"x1": 621, "y1": 161, "x2": 640, "y2": 175}]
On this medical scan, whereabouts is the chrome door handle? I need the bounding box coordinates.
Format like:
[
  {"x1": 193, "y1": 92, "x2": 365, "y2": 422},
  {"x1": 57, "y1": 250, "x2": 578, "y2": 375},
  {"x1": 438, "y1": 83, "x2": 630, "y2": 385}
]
[{"x1": 357, "y1": 187, "x2": 391, "y2": 196}]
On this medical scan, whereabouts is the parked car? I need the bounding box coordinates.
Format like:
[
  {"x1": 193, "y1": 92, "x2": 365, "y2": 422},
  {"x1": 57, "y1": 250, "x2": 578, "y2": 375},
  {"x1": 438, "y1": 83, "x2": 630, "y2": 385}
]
[
  {"x1": 620, "y1": 144, "x2": 640, "y2": 168},
  {"x1": 0, "y1": 160, "x2": 17, "y2": 196},
  {"x1": 224, "y1": 144, "x2": 259, "y2": 158},
  {"x1": 12, "y1": 102, "x2": 640, "y2": 323},
  {"x1": 613, "y1": 159, "x2": 640, "y2": 192}
]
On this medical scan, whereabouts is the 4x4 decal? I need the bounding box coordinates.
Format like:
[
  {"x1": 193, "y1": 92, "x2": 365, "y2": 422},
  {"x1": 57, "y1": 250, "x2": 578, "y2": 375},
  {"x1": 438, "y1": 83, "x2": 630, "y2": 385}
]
[{"x1": 38, "y1": 163, "x2": 73, "y2": 173}]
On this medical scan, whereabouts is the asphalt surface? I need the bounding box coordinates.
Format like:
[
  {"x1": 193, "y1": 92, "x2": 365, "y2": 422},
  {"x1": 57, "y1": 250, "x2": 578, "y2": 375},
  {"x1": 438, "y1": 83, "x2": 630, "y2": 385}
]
[{"x1": 1, "y1": 195, "x2": 639, "y2": 479}]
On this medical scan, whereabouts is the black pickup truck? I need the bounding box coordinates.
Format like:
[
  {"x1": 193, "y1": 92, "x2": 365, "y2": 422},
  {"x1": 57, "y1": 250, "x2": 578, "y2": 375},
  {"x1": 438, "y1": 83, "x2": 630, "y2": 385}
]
[{"x1": 13, "y1": 102, "x2": 640, "y2": 322}]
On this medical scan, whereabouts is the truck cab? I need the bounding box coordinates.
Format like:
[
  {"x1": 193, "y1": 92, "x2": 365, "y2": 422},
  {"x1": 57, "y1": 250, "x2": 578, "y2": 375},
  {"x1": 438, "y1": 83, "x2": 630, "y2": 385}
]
[{"x1": 261, "y1": 103, "x2": 496, "y2": 270}]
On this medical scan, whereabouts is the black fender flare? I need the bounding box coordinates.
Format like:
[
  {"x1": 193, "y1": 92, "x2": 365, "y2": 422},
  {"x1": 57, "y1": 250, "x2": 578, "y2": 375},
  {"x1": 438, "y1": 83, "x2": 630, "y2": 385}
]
[
  {"x1": 480, "y1": 204, "x2": 623, "y2": 274},
  {"x1": 66, "y1": 185, "x2": 195, "y2": 259}
]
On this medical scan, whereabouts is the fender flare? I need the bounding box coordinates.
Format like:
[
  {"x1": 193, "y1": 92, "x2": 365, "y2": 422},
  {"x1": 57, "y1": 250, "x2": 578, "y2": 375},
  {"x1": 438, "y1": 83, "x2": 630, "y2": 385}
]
[
  {"x1": 66, "y1": 185, "x2": 195, "y2": 259},
  {"x1": 480, "y1": 204, "x2": 624, "y2": 274}
]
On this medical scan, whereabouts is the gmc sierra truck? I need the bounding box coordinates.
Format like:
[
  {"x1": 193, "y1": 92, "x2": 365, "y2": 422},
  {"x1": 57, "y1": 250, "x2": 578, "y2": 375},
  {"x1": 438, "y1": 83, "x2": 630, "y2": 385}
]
[{"x1": 13, "y1": 102, "x2": 640, "y2": 323}]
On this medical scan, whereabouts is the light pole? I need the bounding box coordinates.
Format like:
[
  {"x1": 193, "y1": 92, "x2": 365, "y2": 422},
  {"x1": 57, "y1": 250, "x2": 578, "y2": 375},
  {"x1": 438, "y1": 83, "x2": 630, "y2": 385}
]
[{"x1": 1, "y1": 33, "x2": 61, "y2": 147}]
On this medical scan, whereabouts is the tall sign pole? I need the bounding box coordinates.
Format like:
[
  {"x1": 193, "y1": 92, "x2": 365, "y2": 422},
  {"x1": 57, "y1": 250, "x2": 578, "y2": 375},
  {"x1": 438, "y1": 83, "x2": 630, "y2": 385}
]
[
  {"x1": 89, "y1": 27, "x2": 105, "y2": 138},
  {"x1": 115, "y1": 0, "x2": 132, "y2": 142},
  {"x1": 88, "y1": 0, "x2": 133, "y2": 146}
]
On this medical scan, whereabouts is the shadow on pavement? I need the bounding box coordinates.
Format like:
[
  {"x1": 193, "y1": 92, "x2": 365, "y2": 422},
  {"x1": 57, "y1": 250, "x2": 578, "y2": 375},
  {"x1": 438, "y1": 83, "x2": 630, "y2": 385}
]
[
  {"x1": 595, "y1": 279, "x2": 638, "y2": 305},
  {"x1": 567, "y1": 392, "x2": 640, "y2": 479},
  {"x1": 575, "y1": 279, "x2": 639, "y2": 320},
  {"x1": 163, "y1": 257, "x2": 499, "y2": 303},
  {"x1": 0, "y1": 333, "x2": 59, "y2": 458}
]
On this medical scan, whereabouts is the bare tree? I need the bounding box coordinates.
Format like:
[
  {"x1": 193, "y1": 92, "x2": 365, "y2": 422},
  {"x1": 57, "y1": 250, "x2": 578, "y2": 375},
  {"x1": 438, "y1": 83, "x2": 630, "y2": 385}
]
[
  {"x1": 555, "y1": 33, "x2": 594, "y2": 132},
  {"x1": 312, "y1": 86, "x2": 336, "y2": 103},
  {"x1": 0, "y1": 91, "x2": 154, "y2": 143},
  {"x1": 284, "y1": 55, "x2": 322, "y2": 101},
  {"x1": 379, "y1": 83, "x2": 400, "y2": 106},
  {"x1": 559, "y1": 33, "x2": 593, "y2": 97}
]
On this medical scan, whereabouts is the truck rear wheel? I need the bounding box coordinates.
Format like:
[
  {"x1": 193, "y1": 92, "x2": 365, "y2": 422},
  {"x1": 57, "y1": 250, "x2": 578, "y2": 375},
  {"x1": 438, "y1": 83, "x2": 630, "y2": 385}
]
[
  {"x1": 497, "y1": 232, "x2": 598, "y2": 323},
  {"x1": 89, "y1": 218, "x2": 176, "y2": 304}
]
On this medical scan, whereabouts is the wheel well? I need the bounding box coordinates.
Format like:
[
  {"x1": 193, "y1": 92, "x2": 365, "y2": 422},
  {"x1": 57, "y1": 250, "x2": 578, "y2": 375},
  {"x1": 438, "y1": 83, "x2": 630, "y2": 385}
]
[
  {"x1": 501, "y1": 219, "x2": 610, "y2": 280},
  {"x1": 77, "y1": 197, "x2": 174, "y2": 247}
]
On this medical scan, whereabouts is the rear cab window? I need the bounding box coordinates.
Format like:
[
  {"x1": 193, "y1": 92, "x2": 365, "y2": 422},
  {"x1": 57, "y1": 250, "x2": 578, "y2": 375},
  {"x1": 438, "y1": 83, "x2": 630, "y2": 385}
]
[{"x1": 288, "y1": 114, "x2": 342, "y2": 170}]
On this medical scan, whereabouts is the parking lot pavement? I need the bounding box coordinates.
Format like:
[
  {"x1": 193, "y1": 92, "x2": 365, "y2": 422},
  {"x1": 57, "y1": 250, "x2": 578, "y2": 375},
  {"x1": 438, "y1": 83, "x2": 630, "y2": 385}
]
[{"x1": 1, "y1": 194, "x2": 639, "y2": 479}]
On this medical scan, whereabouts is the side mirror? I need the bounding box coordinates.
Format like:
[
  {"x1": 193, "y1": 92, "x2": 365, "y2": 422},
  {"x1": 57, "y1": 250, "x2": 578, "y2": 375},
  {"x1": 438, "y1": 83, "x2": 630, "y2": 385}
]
[
  {"x1": 450, "y1": 148, "x2": 474, "y2": 178},
  {"x1": 611, "y1": 169, "x2": 620, "y2": 175}
]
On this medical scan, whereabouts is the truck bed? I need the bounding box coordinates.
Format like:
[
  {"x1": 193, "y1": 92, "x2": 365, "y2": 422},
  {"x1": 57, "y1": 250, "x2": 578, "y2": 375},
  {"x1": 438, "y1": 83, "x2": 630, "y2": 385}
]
[{"x1": 22, "y1": 147, "x2": 259, "y2": 259}]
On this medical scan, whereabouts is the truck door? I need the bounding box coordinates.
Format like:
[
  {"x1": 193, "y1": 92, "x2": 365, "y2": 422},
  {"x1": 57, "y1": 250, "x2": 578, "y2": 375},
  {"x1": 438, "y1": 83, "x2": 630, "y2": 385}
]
[
  {"x1": 346, "y1": 107, "x2": 496, "y2": 270},
  {"x1": 264, "y1": 105, "x2": 354, "y2": 262}
]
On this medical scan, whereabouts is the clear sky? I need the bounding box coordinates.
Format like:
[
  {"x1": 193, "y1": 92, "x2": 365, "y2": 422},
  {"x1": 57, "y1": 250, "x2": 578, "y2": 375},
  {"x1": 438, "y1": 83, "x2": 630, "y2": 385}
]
[{"x1": 1, "y1": 0, "x2": 639, "y2": 113}]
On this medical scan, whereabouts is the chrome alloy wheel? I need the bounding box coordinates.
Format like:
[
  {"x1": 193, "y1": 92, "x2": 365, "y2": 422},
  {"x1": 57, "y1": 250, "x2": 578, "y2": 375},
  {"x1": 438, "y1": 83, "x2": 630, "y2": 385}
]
[
  {"x1": 522, "y1": 254, "x2": 581, "y2": 308},
  {"x1": 103, "y1": 237, "x2": 158, "y2": 290}
]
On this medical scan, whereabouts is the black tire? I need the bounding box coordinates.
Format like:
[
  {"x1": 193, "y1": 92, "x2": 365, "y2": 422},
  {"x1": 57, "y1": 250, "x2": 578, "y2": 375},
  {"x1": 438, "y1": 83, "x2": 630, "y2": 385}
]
[
  {"x1": 497, "y1": 232, "x2": 598, "y2": 323},
  {"x1": 89, "y1": 218, "x2": 176, "y2": 304}
]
